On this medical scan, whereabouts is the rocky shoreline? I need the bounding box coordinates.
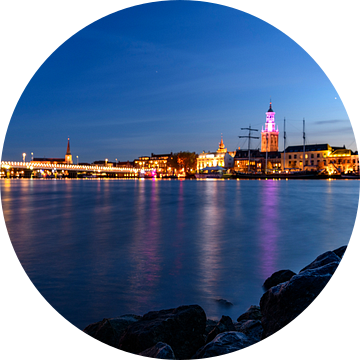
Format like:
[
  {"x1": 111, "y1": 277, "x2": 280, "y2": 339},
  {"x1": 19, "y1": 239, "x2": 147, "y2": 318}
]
[{"x1": 83, "y1": 245, "x2": 346, "y2": 359}]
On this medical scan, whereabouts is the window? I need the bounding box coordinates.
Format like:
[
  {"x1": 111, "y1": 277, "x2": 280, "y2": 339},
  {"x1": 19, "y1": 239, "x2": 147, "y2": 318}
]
[
  {"x1": 317, "y1": 153, "x2": 320, "y2": 158},
  {"x1": 311, "y1": 154, "x2": 314, "y2": 158},
  {"x1": 324, "y1": 160, "x2": 327, "y2": 165},
  {"x1": 311, "y1": 160, "x2": 314, "y2": 165},
  {"x1": 294, "y1": 154, "x2": 297, "y2": 159},
  {"x1": 289, "y1": 155, "x2": 292, "y2": 159}
]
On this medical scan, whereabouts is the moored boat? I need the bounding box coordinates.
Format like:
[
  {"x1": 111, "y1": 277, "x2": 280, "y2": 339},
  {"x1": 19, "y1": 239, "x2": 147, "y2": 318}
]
[
  {"x1": 195, "y1": 166, "x2": 225, "y2": 179},
  {"x1": 341, "y1": 172, "x2": 359, "y2": 179}
]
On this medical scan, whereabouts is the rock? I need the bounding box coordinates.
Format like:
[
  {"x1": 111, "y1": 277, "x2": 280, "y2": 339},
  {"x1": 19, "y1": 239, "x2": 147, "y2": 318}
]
[
  {"x1": 83, "y1": 314, "x2": 141, "y2": 348},
  {"x1": 192, "y1": 331, "x2": 256, "y2": 358},
  {"x1": 260, "y1": 262, "x2": 339, "y2": 339},
  {"x1": 139, "y1": 342, "x2": 175, "y2": 359},
  {"x1": 236, "y1": 305, "x2": 262, "y2": 322},
  {"x1": 205, "y1": 315, "x2": 235, "y2": 344},
  {"x1": 333, "y1": 245, "x2": 347, "y2": 259},
  {"x1": 263, "y1": 270, "x2": 296, "y2": 290},
  {"x1": 118, "y1": 305, "x2": 206, "y2": 359},
  {"x1": 300, "y1": 251, "x2": 341, "y2": 272},
  {"x1": 234, "y1": 320, "x2": 263, "y2": 341},
  {"x1": 215, "y1": 299, "x2": 233, "y2": 307},
  {"x1": 204, "y1": 319, "x2": 218, "y2": 336}
]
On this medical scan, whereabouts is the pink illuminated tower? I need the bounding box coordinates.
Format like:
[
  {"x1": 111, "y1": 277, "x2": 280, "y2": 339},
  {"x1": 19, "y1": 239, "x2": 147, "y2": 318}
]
[{"x1": 261, "y1": 101, "x2": 279, "y2": 152}]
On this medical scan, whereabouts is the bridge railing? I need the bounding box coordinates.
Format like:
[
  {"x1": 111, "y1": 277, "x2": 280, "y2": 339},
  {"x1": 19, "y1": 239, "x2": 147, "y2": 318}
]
[{"x1": 1, "y1": 161, "x2": 140, "y2": 173}]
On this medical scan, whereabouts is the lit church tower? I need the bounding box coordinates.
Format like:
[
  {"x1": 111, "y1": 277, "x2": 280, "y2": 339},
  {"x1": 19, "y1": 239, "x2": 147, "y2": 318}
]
[
  {"x1": 65, "y1": 138, "x2": 73, "y2": 164},
  {"x1": 261, "y1": 101, "x2": 279, "y2": 152}
]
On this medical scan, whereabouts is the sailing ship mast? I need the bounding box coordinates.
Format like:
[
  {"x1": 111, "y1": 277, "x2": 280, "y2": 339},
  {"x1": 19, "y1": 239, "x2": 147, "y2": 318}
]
[{"x1": 239, "y1": 125, "x2": 259, "y2": 173}]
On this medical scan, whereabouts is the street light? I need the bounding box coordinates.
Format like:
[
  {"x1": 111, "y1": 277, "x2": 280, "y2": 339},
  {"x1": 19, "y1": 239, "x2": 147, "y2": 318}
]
[
  {"x1": 76, "y1": 155, "x2": 79, "y2": 165},
  {"x1": 105, "y1": 158, "x2": 108, "y2": 166},
  {"x1": 31, "y1": 152, "x2": 33, "y2": 161},
  {"x1": 22, "y1": 153, "x2": 26, "y2": 162}
]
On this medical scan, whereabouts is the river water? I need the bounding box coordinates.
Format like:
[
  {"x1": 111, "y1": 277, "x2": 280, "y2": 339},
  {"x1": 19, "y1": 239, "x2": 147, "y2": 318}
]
[{"x1": 1, "y1": 178, "x2": 358, "y2": 330}]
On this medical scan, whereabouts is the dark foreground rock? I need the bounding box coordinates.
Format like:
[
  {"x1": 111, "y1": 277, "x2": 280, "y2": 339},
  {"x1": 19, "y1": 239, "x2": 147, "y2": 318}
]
[
  {"x1": 263, "y1": 269, "x2": 296, "y2": 290},
  {"x1": 299, "y1": 251, "x2": 341, "y2": 273},
  {"x1": 118, "y1": 305, "x2": 206, "y2": 359},
  {"x1": 236, "y1": 305, "x2": 262, "y2": 322},
  {"x1": 193, "y1": 331, "x2": 256, "y2": 359},
  {"x1": 205, "y1": 315, "x2": 235, "y2": 344},
  {"x1": 83, "y1": 314, "x2": 141, "y2": 348},
  {"x1": 260, "y1": 261, "x2": 340, "y2": 339},
  {"x1": 234, "y1": 320, "x2": 263, "y2": 341},
  {"x1": 333, "y1": 245, "x2": 347, "y2": 259},
  {"x1": 139, "y1": 342, "x2": 175, "y2": 359}
]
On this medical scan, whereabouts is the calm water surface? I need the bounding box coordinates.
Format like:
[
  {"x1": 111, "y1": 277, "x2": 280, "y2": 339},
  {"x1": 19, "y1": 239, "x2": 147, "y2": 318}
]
[{"x1": 1, "y1": 179, "x2": 358, "y2": 329}]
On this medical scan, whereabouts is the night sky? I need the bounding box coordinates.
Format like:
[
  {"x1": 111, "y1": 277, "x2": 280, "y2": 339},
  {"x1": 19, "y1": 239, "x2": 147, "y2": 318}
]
[{"x1": 1, "y1": 1, "x2": 355, "y2": 163}]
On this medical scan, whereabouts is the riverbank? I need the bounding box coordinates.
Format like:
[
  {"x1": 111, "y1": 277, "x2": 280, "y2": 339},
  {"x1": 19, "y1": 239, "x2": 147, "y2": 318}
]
[{"x1": 83, "y1": 245, "x2": 346, "y2": 359}]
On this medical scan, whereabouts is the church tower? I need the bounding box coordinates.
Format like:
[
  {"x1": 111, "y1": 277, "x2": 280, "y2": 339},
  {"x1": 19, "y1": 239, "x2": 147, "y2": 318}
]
[
  {"x1": 65, "y1": 138, "x2": 73, "y2": 164},
  {"x1": 261, "y1": 102, "x2": 279, "y2": 152}
]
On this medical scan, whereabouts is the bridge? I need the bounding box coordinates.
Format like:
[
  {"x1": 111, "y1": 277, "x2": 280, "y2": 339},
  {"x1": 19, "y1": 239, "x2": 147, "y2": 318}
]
[{"x1": 1, "y1": 160, "x2": 140, "y2": 179}]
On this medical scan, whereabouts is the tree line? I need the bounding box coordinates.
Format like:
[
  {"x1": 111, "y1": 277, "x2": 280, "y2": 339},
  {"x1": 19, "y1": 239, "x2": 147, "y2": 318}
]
[{"x1": 168, "y1": 152, "x2": 197, "y2": 174}]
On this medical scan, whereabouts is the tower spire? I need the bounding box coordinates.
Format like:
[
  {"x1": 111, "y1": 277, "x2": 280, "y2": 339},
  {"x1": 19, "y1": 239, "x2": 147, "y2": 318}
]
[
  {"x1": 66, "y1": 138, "x2": 71, "y2": 155},
  {"x1": 65, "y1": 138, "x2": 73, "y2": 164}
]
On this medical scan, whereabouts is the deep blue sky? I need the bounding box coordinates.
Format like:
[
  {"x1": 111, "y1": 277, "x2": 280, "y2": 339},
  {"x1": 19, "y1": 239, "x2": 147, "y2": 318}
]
[{"x1": 2, "y1": 1, "x2": 355, "y2": 163}]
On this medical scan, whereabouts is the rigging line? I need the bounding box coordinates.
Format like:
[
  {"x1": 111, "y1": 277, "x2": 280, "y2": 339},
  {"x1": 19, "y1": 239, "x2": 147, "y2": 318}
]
[{"x1": 347, "y1": 139, "x2": 355, "y2": 148}]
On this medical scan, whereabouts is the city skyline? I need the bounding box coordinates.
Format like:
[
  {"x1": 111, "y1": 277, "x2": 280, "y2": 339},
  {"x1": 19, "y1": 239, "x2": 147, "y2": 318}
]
[{"x1": 1, "y1": 1, "x2": 356, "y2": 164}]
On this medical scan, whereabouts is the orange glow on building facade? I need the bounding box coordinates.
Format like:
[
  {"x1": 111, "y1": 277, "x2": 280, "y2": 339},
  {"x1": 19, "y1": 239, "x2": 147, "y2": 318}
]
[{"x1": 197, "y1": 137, "x2": 235, "y2": 171}]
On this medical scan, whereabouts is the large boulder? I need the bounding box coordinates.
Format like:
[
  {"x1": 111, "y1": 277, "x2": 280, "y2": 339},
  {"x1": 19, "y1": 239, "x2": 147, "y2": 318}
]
[
  {"x1": 205, "y1": 315, "x2": 235, "y2": 344},
  {"x1": 299, "y1": 251, "x2": 341, "y2": 273},
  {"x1": 235, "y1": 307, "x2": 263, "y2": 340},
  {"x1": 83, "y1": 314, "x2": 141, "y2": 348},
  {"x1": 236, "y1": 305, "x2": 262, "y2": 322},
  {"x1": 263, "y1": 270, "x2": 296, "y2": 290},
  {"x1": 260, "y1": 261, "x2": 339, "y2": 339},
  {"x1": 118, "y1": 305, "x2": 206, "y2": 359},
  {"x1": 234, "y1": 320, "x2": 263, "y2": 341},
  {"x1": 192, "y1": 331, "x2": 256, "y2": 359},
  {"x1": 139, "y1": 342, "x2": 175, "y2": 359}
]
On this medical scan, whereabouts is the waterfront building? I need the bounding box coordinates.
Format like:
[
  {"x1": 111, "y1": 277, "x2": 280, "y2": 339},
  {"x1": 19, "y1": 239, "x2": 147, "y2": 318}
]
[
  {"x1": 92, "y1": 160, "x2": 113, "y2": 167},
  {"x1": 116, "y1": 160, "x2": 135, "y2": 169},
  {"x1": 233, "y1": 148, "x2": 282, "y2": 173},
  {"x1": 134, "y1": 153, "x2": 173, "y2": 174},
  {"x1": 196, "y1": 137, "x2": 235, "y2": 171},
  {"x1": 261, "y1": 102, "x2": 279, "y2": 152},
  {"x1": 283, "y1": 144, "x2": 359, "y2": 174},
  {"x1": 31, "y1": 138, "x2": 73, "y2": 165}
]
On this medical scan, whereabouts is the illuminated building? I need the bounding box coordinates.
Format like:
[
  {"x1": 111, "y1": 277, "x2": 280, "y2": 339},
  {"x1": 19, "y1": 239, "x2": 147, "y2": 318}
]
[
  {"x1": 233, "y1": 149, "x2": 281, "y2": 173},
  {"x1": 261, "y1": 102, "x2": 279, "y2": 152},
  {"x1": 134, "y1": 153, "x2": 173, "y2": 174},
  {"x1": 283, "y1": 144, "x2": 359, "y2": 174},
  {"x1": 92, "y1": 160, "x2": 113, "y2": 167},
  {"x1": 197, "y1": 136, "x2": 235, "y2": 171}
]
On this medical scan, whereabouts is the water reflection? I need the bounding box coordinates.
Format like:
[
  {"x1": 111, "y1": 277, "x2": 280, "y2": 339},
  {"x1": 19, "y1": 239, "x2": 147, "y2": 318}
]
[
  {"x1": 258, "y1": 180, "x2": 280, "y2": 280},
  {"x1": 1, "y1": 179, "x2": 358, "y2": 329},
  {"x1": 197, "y1": 181, "x2": 223, "y2": 299},
  {"x1": 127, "y1": 180, "x2": 162, "y2": 312}
]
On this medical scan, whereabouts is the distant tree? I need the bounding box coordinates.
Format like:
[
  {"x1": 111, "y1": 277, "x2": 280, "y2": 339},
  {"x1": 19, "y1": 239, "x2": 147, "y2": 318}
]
[{"x1": 168, "y1": 152, "x2": 197, "y2": 173}]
